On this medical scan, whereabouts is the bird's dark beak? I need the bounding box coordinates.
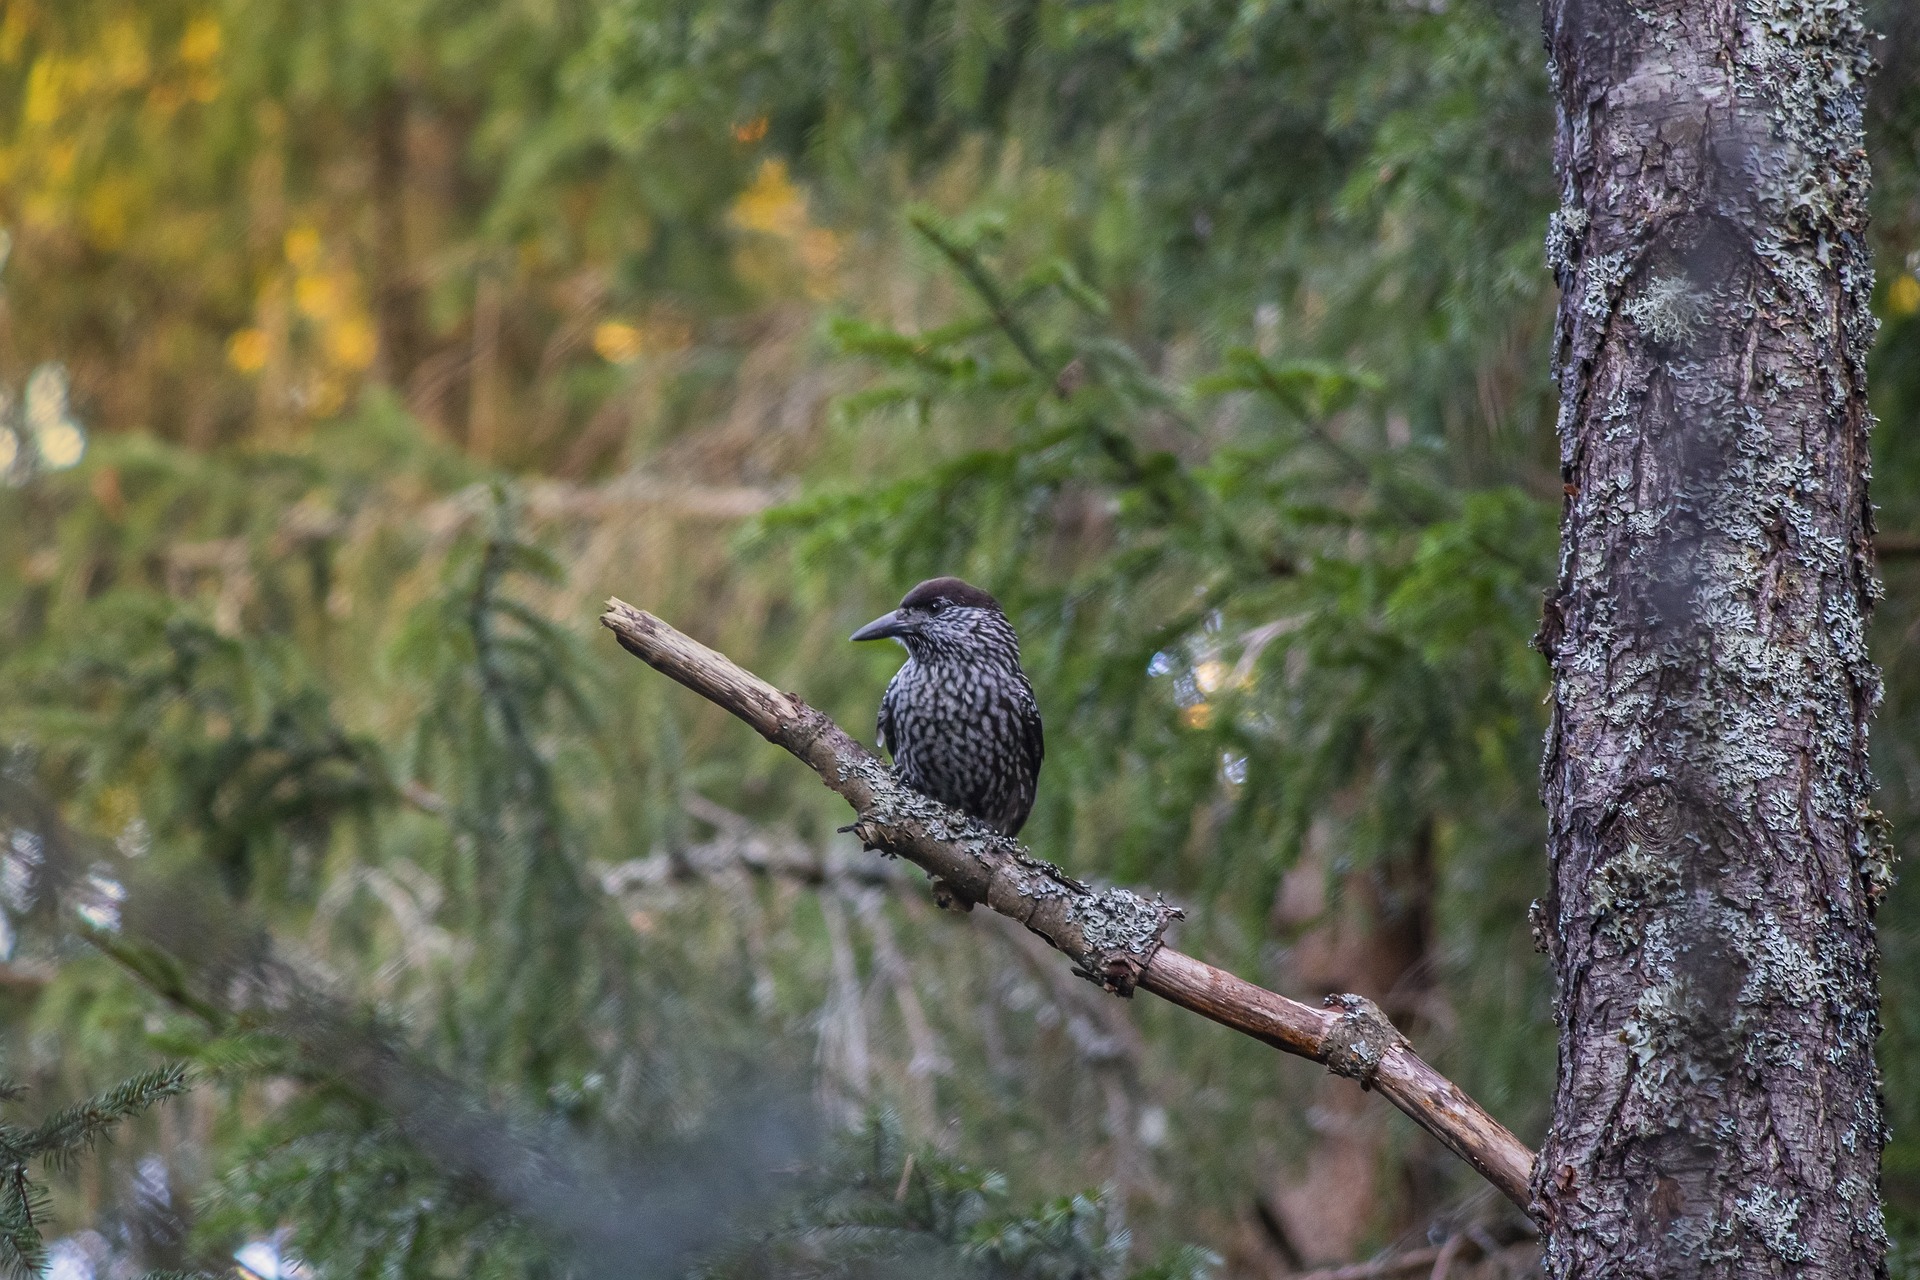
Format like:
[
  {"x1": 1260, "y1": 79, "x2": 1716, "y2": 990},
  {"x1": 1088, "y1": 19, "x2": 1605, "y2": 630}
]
[{"x1": 851, "y1": 609, "x2": 911, "y2": 643}]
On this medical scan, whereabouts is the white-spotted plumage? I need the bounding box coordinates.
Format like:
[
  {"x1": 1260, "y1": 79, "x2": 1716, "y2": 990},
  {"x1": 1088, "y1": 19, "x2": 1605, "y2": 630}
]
[{"x1": 853, "y1": 578, "x2": 1044, "y2": 836}]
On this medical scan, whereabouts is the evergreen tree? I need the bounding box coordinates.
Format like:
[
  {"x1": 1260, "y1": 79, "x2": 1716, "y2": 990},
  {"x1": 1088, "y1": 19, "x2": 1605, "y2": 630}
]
[{"x1": 0, "y1": 0, "x2": 1915, "y2": 1273}]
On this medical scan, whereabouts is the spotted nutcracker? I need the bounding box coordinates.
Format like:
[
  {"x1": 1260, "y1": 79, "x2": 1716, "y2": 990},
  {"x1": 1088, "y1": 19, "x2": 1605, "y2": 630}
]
[{"x1": 850, "y1": 577, "x2": 1045, "y2": 836}]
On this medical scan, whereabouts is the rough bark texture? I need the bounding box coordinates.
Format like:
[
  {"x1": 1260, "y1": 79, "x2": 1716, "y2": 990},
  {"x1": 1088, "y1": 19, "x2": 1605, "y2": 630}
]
[
  {"x1": 1535, "y1": 0, "x2": 1886, "y2": 1276},
  {"x1": 598, "y1": 599, "x2": 1539, "y2": 1211}
]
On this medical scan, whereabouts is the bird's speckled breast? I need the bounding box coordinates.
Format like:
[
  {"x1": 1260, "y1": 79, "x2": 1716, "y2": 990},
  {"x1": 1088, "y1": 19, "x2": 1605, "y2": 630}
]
[{"x1": 880, "y1": 653, "x2": 1041, "y2": 835}]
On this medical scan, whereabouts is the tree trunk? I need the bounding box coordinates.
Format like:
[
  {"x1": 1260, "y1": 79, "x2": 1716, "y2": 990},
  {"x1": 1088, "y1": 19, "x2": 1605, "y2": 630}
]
[{"x1": 1535, "y1": 1, "x2": 1886, "y2": 1277}]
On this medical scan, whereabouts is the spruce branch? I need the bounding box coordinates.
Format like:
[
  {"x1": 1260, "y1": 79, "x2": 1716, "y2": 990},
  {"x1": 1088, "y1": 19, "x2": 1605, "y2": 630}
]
[
  {"x1": 0, "y1": 1165, "x2": 46, "y2": 1279},
  {"x1": 599, "y1": 599, "x2": 1538, "y2": 1215},
  {"x1": 0, "y1": 1064, "x2": 191, "y2": 1279},
  {"x1": 908, "y1": 214, "x2": 1054, "y2": 382},
  {"x1": 27, "y1": 1065, "x2": 191, "y2": 1173}
]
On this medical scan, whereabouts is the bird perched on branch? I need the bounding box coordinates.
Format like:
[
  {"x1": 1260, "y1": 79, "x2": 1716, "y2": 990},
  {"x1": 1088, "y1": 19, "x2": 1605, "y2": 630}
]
[{"x1": 851, "y1": 577, "x2": 1044, "y2": 836}]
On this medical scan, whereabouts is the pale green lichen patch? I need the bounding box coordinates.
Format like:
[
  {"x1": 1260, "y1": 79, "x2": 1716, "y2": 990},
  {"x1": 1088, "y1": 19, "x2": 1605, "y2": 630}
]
[
  {"x1": 1741, "y1": 1025, "x2": 1806, "y2": 1076},
  {"x1": 1733, "y1": 1185, "x2": 1812, "y2": 1262},
  {"x1": 1839, "y1": 1171, "x2": 1890, "y2": 1250},
  {"x1": 847, "y1": 756, "x2": 1082, "y2": 885},
  {"x1": 1623, "y1": 274, "x2": 1706, "y2": 344},
  {"x1": 991, "y1": 862, "x2": 1073, "y2": 906},
  {"x1": 1618, "y1": 913, "x2": 1692, "y2": 1104},
  {"x1": 1621, "y1": 971, "x2": 1689, "y2": 1071},
  {"x1": 1320, "y1": 994, "x2": 1407, "y2": 1085},
  {"x1": 1735, "y1": 913, "x2": 1823, "y2": 1007},
  {"x1": 1589, "y1": 840, "x2": 1683, "y2": 940},
  {"x1": 1581, "y1": 251, "x2": 1632, "y2": 323},
  {"x1": 1068, "y1": 887, "x2": 1180, "y2": 960},
  {"x1": 1545, "y1": 204, "x2": 1589, "y2": 275}
]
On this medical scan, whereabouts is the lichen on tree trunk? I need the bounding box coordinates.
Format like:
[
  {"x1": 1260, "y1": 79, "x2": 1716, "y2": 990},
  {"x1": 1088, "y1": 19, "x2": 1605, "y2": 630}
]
[{"x1": 1535, "y1": 0, "x2": 1887, "y2": 1275}]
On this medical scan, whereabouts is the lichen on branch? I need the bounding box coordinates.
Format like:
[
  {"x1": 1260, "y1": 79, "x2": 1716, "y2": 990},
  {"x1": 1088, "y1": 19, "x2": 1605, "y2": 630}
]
[{"x1": 600, "y1": 596, "x2": 1539, "y2": 1213}]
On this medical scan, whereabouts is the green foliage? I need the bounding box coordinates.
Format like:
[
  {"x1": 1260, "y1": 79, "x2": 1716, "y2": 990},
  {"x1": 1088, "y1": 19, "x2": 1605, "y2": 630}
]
[
  {"x1": 390, "y1": 495, "x2": 632, "y2": 1088},
  {"x1": 0, "y1": 1065, "x2": 188, "y2": 1278},
  {"x1": 23, "y1": 606, "x2": 385, "y2": 899},
  {"x1": 765, "y1": 214, "x2": 1555, "y2": 939},
  {"x1": 197, "y1": 1093, "x2": 563, "y2": 1280},
  {"x1": 700, "y1": 1115, "x2": 1217, "y2": 1280},
  {"x1": 0, "y1": 0, "x2": 1916, "y2": 1272}
]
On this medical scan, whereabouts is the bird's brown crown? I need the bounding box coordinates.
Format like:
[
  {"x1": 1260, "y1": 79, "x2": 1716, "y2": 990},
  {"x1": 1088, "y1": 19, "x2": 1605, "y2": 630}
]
[{"x1": 899, "y1": 577, "x2": 1002, "y2": 612}]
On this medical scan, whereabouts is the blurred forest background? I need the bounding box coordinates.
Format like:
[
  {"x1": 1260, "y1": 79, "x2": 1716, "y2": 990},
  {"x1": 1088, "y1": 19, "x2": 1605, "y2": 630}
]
[{"x1": 0, "y1": 0, "x2": 1917, "y2": 1276}]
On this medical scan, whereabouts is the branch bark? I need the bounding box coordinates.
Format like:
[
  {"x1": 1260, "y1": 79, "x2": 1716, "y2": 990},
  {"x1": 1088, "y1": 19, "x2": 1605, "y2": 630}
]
[{"x1": 599, "y1": 598, "x2": 1536, "y2": 1213}]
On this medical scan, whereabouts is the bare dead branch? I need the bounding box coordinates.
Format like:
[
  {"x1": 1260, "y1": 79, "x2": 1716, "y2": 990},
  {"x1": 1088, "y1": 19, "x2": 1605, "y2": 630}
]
[{"x1": 599, "y1": 599, "x2": 1537, "y2": 1215}]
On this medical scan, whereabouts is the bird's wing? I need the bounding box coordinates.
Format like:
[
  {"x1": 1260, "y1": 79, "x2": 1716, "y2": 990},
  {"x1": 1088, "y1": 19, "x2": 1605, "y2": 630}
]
[
  {"x1": 1020, "y1": 684, "x2": 1044, "y2": 775},
  {"x1": 876, "y1": 686, "x2": 897, "y2": 760}
]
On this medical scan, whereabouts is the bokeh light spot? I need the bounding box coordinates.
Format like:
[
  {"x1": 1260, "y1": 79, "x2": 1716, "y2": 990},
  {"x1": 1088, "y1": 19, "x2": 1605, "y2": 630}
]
[
  {"x1": 1891, "y1": 274, "x2": 1920, "y2": 317},
  {"x1": 593, "y1": 321, "x2": 645, "y2": 364},
  {"x1": 34, "y1": 419, "x2": 85, "y2": 469}
]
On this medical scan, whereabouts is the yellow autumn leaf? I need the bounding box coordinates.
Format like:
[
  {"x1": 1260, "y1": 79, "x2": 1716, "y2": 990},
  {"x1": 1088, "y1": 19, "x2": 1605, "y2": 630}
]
[
  {"x1": 325, "y1": 316, "x2": 378, "y2": 370},
  {"x1": 227, "y1": 328, "x2": 269, "y2": 373},
  {"x1": 295, "y1": 272, "x2": 341, "y2": 321},
  {"x1": 85, "y1": 178, "x2": 134, "y2": 250},
  {"x1": 729, "y1": 159, "x2": 808, "y2": 238},
  {"x1": 798, "y1": 227, "x2": 841, "y2": 297},
  {"x1": 24, "y1": 58, "x2": 63, "y2": 125},
  {"x1": 593, "y1": 321, "x2": 644, "y2": 364},
  {"x1": 284, "y1": 226, "x2": 322, "y2": 269},
  {"x1": 180, "y1": 17, "x2": 222, "y2": 65},
  {"x1": 102, "y1": 19, "x2": 151, "y2": 89}
]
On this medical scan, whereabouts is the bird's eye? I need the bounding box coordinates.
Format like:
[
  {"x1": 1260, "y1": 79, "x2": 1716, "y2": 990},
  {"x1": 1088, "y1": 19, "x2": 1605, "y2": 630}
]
[{"x1": 929, "y1": 599, "x2": 948, "y2": 614}]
